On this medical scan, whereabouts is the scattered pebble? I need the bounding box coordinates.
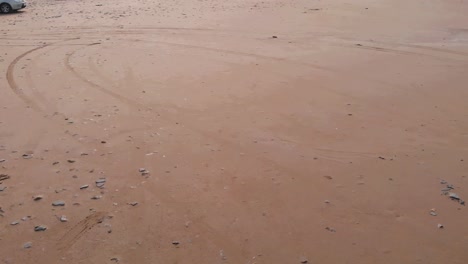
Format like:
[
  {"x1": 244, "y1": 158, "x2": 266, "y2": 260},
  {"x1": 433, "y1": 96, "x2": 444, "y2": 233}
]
[
  {"x1": 53, "y1": 161, "x2": 59, "y2": 165},
  {"x1": 0, "y1": 174, "x2": 11, "y2": 181},
  {"x1": 96, "y1": 178, "x2": 106, "y2": 188},
  {"x1": 138, "y1": 168, "x2": 150, "y2": 176},
  {"x1": 67, "y1": 159, "x2": 76, "y2": 163},
  {"x1": 219, "y1": 250, "x2": 227, "y2": 261},
  {"x1": 299, "y1": 256, "x2": 309, "y2": 263},
  {"x1": 110, "y1": 257, "x2": 119, "y2": 262},
  {"x1": 0, "y1": 159, "x2": 6, "y2": 163},
  {"x1": 172, "y1": 241, "x2": 180, "y2": 245},
  {"x1": 449, "y1": 192, "x2": 460, "y2": 200},
  {"x1": 22, "y1": 154, "x2": 33, "y2": 159},
  {"x1": 80, "y1": 184, "x2": 89, "y2": 189},
  {"x1": 60, "y1": 215, "x2": 68, "y2": 222},
  {"x1": 52, "y1": 200, "x2": 65, "y2": 206},
  {"x1": 437, "y1": 224, "x2": 444, "y2": 229},
  {"x1": 91, "y1": 195, "x2": 102, "y2": 200},
  {"x1": 34, "y1": 225, "x2": 47, "y2": 232},
  {"x1": 272, "y1": 35, "x2": 278, "y2": 38},
  {"x1": 33, "y1": 195, "x2": 43, "y2": 201},
  {"x1": 10, "y1": 221, "x2": 19, "y2": 226},
  {"x1": 23, "y1": 242, "x2": 32, "y2": 249},
  {"x1": 0, "y1": 186, "x2": 6, "y2": 192},
  {"x1": 96, "y1": 178, "x2": 106, "y2": 184},
  {"x1": 440, "y1": 180, "x2": 447, "y2": 184},
  {"x1": 325, "y1": 227, "x2": 336, "y2": 232},
  {"x1": 129, "y1": 202, "x2": 138, "y2": 206}
]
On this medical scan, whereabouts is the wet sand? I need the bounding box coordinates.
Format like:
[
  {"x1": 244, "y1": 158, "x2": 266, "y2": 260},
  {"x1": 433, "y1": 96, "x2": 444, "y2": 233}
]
[{"x1": 1, "y1": 0, "x2": 467, "y2": 263}]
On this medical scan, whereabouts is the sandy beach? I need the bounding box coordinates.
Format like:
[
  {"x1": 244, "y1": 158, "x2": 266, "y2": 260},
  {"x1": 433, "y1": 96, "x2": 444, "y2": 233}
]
[{"x1": 1, "y1": 0, "x2": 467, "y2": 263}]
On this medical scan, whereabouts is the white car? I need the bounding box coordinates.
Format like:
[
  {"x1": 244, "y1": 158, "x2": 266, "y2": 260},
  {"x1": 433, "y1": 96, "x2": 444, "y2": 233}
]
[{"x1": 0, "y1": 0, "x2": 26, "y2": 14}]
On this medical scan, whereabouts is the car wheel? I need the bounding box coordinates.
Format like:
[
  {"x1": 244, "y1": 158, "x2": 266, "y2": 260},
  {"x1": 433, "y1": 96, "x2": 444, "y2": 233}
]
[{"x1": 0, "y1": 3, "x2": 12, "y2": 13}]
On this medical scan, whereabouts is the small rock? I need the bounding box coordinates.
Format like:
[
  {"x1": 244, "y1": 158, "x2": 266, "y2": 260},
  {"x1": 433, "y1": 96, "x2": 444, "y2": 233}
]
[
  {"x1": 96, "y1": 182, "x2": 105, "y2": 188},
  {"x1": 0, "y1": 159, "x2": 6, "y2": 162},
  {"x1": 34, "y1": 225, "x2": 47, "y2": 232},
  {"x1": 67, "y1": 160, "x2": 75, "y2": 163},
  {"x1": 22, "y1": 154, "x2": 33, "y2": 159},
  {"x1": 23, "y1": 242, "x2": 32, "y2": 249},
  {"x1": 53, "y1": 161, "x2": 59, "y2": 165},
  {"x1": 0, "y1": 186, "x2": 6, "y2": 192},
  {"x1": 449, "y1": 192, "x2": 460, "y2": 200},
  {"x1": 21, "y1": 216, "x2": 30, "y2": 221},
  {"x1": 91, "y1": 195, "x2": 102, "y2": 200},
  {"x1": 172, "y1": 241, "x2": 180, "y2": 245},
  {"x1": 0, "y1": 174, "x2": 10, "y2": 181},
  {"x1": 33, "y1": 195, "x2": 43, "y2": 201},
  {"x1": 272, "y1": 35, "x2": 278, "y2": 39},
  {"x1": 437, "y1": 224, "x2": 444, "y2": 229},
  {"x1": 430, "y1": 211, "x2": 437, "y2": 216},
  {"x1": 101, "y1": 141, "x2": 107, "y2": 144},
  {"x1": 447, "y1": 184, "x2": 454, "y2": 190},
  {"x1": 325, "y1": 227, "x2": 336, "y2": 232},
  {"x1": 95, "y1": 178, "x2": 106, "y2": 184},
  {"x1": 129, "y1": 202, "x2": 138, "y2": 206},
  {"x1": 440, "y1": 180, "x2": 447, "y2": 184},
  {"x1": 52, "y1": 200, "x2": 65, "y2": 206},
  {"x1": 219, "y1": 250, "x2": 227, "y2": 261},
  {"x1": 110, "y1": 257, "x2": 119, "y2": 262},
  {"x1": 299, "y1": 256, "x2": 308, "y2": 263},
  {"x1": 378, "y1": 156, "x2": 386, "y2": 160},
  {"x1": 324, "y1": 200, "x2": 330, "y2": 204},
  {"x1": 60, "y1": 215, "x2": 68, "y2": 222},
  {"x1": 138, "y1": 168, "x2": 146, "y2": 172},
  {"x1": 323, "y1": 175, "x2": 333, "y2": 180},
  {"x1": 10, "y1": 221, "x2": 19, "y2": 225},
  {"x1": 80, "y1": 184, "x2": 89, "y2": 189}
]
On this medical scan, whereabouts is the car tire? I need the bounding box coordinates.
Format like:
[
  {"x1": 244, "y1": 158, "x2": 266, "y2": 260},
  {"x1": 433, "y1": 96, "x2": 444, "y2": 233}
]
[{"x1": 0, "y1": 3, "x2": 12, "y2": 14}]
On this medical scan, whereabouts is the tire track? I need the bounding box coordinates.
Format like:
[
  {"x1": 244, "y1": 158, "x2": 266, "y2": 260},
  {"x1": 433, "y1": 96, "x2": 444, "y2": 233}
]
[
  {"x1": 57, "y1": 211, "x2": 108, "y2": 251},
  {"x1": 6, "y1": 45, "x2": 51, "y2": 111},
  {"x1": 64, "y1": 43, "x2": 144, "y2": 110},
  {"x1": 6, "y1": 38, "x2": 79, "y2": 111}
]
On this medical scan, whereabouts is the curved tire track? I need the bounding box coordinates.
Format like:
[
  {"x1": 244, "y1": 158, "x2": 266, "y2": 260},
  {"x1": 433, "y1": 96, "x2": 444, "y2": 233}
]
[
  {"x1": 64, "y1": 43, "x2": 143, "y2": 110},
  {"x1": 6, "y1": 38, "x2": 79, "y2": 111}
]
